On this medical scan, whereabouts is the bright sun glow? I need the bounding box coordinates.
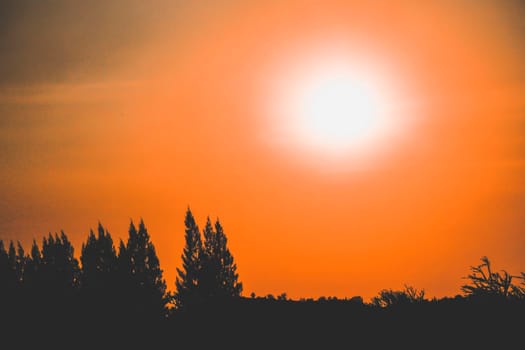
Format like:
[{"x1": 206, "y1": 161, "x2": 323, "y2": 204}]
[
  {"x1": 294, "y1": 66, "x2": 387, "y2": 153},
  {"x1": 267, "y1": 49, "x2": 409, "y2": 164}
]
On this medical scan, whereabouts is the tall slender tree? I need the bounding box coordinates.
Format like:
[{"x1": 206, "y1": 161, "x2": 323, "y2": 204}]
[
  {"x1": 213, "y1": 219, "x2": 242, "y2": 297},
  {"x1": 175, "y1": 208, "x2": 203, "y2": 309},
  {"x1": 201, "y1": 217, "x2": 219, "y2": 298}
]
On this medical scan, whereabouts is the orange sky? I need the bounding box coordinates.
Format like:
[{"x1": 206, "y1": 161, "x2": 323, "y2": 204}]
[{"x1": 1, "y1": 0, "x2": 524, "y2": 300}]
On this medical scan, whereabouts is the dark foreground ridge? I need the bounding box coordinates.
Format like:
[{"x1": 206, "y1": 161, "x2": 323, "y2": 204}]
[
  {"x1": 1, "y1": 295, "x2": 523, "y2": 348},
  {"x1": 1, "y1": 209, "x2": 524, "y2": 348}
]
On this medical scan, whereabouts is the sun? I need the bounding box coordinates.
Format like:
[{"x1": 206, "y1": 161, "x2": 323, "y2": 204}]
[
  {"x1": 294, "y1": 65, "x2": 387, "y2": 153},
  {"x1": 266, "y1": 50, "x2": 406, "y2": 164}
]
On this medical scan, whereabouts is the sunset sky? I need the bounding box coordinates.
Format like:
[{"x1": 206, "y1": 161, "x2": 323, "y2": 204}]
[{"x1": 1, "y1": 0, "x2": 524, "y2": 300}]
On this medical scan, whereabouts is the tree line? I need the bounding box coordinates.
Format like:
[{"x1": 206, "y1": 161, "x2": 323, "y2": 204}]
[
  {"x1": 1, "y1": 207, "x2": 524, "y2": 322},
  {"x1": 0, "y1": 208, "x2": 241, "y2": 322},
  {"x1": 1, "y1": 207, "x2": 525, "y2": 348}
]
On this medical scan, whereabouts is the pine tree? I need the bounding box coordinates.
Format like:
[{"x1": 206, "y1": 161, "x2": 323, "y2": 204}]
[
  {"x1": 117, "y1": 239, "x2": 129, "y2": 278},
  {"x1": 214, "y1": 219, "x2": 242, "y2": 297},
  {"x1": 15, "y1": 241, "x2": 25, "y2": 285},
  {"x1": 7, "y1": 241, "x2": 18, "y2": 288},
  {"x1": 0, "y1": 240, "x2": 7, "y2": 272},
  {"x1": 119, "y1": 219, "x2": 168, "y2": 319},
  {"x1": 80, "y1": 223, "x2": 118, "y2": 290},
  {"x1": 0, "y1": 241, "x2": 23, "y2": 319},
  {"x1": 175, "y1": 208, "x2": 203, "y2": 309},
  {"x1": 41, "y1": 232, "x2": 80, "y2": 292},
  {"x1": 137, "y1": 219, "x2": 167, "y2": 315},
  {"x1": 201, "y1": 217, "x2": 220, "y2": 298},
  {"x1": 79, "y1": 223, "x2": 120, "y2": 320},
  {"x1": 0, "y1": 240, "x2": 14, "y2": 293},
  {"x1": 24, "y1": 240, "x2": 42, "y2": 291}
]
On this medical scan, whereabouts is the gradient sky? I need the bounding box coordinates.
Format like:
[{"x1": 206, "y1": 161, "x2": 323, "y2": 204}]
[{"x1": 1, "y1": 0, "x2": 524, "y2": 300}]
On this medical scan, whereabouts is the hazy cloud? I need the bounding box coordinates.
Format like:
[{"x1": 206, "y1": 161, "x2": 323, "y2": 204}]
[{"x1": 0, "y1": 0, "x2": 169, "y2": 86}]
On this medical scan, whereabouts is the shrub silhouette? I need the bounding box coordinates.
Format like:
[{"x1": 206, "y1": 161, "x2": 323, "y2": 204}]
[{"x1": 371, "y1": 285, "x2": 426, "y2": 307}]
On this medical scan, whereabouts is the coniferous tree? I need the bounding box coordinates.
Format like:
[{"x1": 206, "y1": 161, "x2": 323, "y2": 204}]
[
  {"x1": 117, "y1": 238, "x2": 129, "y2": 279},
  {"x1": 80, "y1": 223, "x2": 118, "y2": 290},
  {"x1": 32, "y1": 232, "x2": 80, "y2": 323},
  {"x1": 119, "y1": 219, "x2": 168, "y2": 319},
  {"x1": 137, "y1": 219, "x2": 168, "y2": 316},
  {"x1": 0, "y1": 240, "x2": 8, "y2": 274},
  {"x1": 41, "y1": 232, "x2": 80, "y2": 293},
  {"x1": 0, "y1": 240, "x2": 13, "y2": 295},
  {"x1": 201, "y1": 217, "x2": 219, "y2": 298},
  {"x1": 14, "y1": 240, "x2": 41, "y2": 318},
  {"x1": 80, "y1": 223, "x2": 120, "y2": 319},
  {"x1": 24, "y1": 240, "x2": 42, "y2": 291},
  {"x1": 0, "y1": 241, "x2": 20, "y2": 318},
  {"x1": 213, "y1": 219, "x2": 242, "y2": 297},
  {"x1": 7, "y1": 241, "x2": 18, "y2": 289},
  {"x1": 175, "y1": 208, "x2": 203, "y2": 309},
  {"x1": 15, "y1": 242, "x2": 26, "y2": 285},
  {"x1": 200, "y1": 217, "x2": 242, "y2": 298},
  {"x1": 0, "y1": 240, "x2": 7, "y2": 266}
]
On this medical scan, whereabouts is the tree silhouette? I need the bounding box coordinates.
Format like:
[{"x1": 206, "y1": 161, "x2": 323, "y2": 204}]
[
  {"x1": 2, "y1": 210, "x2": 524, "y2": 347},
  {"x1": 80, "y1": 223, "x2": 120, "y2": 319},
  {"x1": 80, "y1": 223, "x2": 118, "y2": 290},
  {"x1": 118, "y1": 219, "x2": 168, "y2": 319},
  {"x1": 15, "y1": 242, "x2": 25, "y2": 285},
  {"x1": 208, "y1": 218, "x2": 242, "y2": 298},
  {"x1": 0, "y1": 240, "x2": 16, "y2": 295},
  {"x1": 515, "y1": 273, "x2": 525, "y2": 298},
  {"x1": 23, "y1": 240, "x2": 42, "y2": 291},
  {"x1": 461, "y1": 256, "x2": 517, "y2": 300},
  {"x1": 0, "y1": 242, "x2": 7, "y2": 286},
  {"x1": 6, "y1": 241, "x2": 19, "y2": 290},
  {"x1": 175, "y1": 208, "x2": 204, "y2": 310},
  {"x1": 41, "y1": 232, "x2": 80, "y2": 292},
  {"x1": 371, "y1": 285, "x2": 426, "y2": 307},
  {"x1": 175, "y1": 210, "x2": 242, "y2": 310},
  {"x1": 200, "y1": 217, "x2": 219, "y2": 298}
]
